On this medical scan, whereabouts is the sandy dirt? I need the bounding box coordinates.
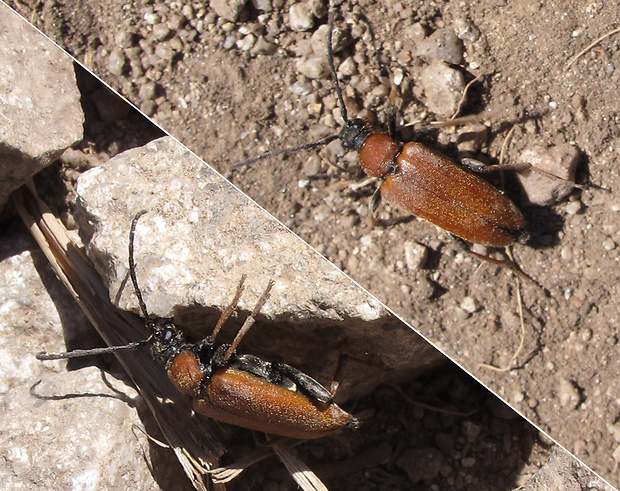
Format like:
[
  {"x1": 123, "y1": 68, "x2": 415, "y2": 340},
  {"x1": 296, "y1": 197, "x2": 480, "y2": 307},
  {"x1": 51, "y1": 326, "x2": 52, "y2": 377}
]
[{"x1": 7, "y1": 0, "x2": 620, "y2": 487}]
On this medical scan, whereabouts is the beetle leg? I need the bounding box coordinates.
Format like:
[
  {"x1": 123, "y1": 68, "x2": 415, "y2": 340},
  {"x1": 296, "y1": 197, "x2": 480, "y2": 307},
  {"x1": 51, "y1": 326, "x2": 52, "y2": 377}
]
[
  {"x1": 446, "y1": 232, "x2": 546, "y2": 292},
  {"x1": 446, "y1": 232, "x2": 469, "y2": 250},
  {"x1": 461, "y1": 157, "x2": 531, "y2": 174},
  {"x1": 369, "y1": 183, "x2": 383, "y2": 221},
  {"x1": 387, "y1": 104, "x2": 396, "y2": 140},
  {"x1": 328, "y1": 352, "x2": 350, "y2": 397}
]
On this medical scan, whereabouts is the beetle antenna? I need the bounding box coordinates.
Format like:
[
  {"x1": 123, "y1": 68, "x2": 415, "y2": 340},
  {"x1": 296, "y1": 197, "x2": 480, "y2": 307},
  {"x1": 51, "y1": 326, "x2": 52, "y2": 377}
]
[
  {"x1": 222, "y1": 280, "x2": 275, "y2": 364},
  {"x1": 327, "y1": 2, "x2": 348, "y2": 124},
  {"x1": 35, "y1": 211, "x2": 155, "y2": 362},
  {"x1": 36, "y1": 340, "x2": 149, "y2": 361},
  {"x1": 209, "y1": 274, "x2": 247, "y2": 341},
  {"x1": 129, "y1": 210, "x2": 151, "y2": 320},
  {"x1": 231, "y1": 135, "x2": 339, "y2": 171},
  {"x1": 231, "y1": 2, "x2": 349, "y2": 172}
]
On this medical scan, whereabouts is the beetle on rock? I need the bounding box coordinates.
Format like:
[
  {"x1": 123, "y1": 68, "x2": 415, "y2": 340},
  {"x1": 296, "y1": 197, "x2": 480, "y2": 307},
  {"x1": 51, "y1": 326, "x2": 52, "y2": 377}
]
[{"x1": 38, "y1": 210, "x2": 357, "y2": 439}]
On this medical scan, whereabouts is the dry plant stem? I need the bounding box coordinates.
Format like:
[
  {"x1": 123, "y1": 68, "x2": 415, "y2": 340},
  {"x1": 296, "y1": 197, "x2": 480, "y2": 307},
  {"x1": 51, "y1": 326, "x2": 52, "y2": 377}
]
[
  {"x1": 479, "y1": 248, "x2": 526, "y2": 372},
  {"x1": 565, "y1": 27, "x2": 620, "y2": 70},
  {"x1": 208, "y1": 447, "x2": 275, "y2": 484},
  {"x1": 494, "y1": 123, "x2": 517, "y2": 190},
  {"x1": 499, "y1": 125, "x2": 516, "y2": 167},
  {"x1": 387, "y1": 384, "x2": 477, "y2": 417},
  {"x1": 450, "y1": 74, "x2": 484, "y2": 120},
  {"x1": 11, "y1": 183, "x2": 223, "y2": 491},
  {"x1": 207, "y1": 438, "x2": 305, "y2": 484},
  {"x1": 272, "y1": 441, "x2": 329, "y2": 491},
  {"x1": 132, "y1": 424, "x2": 170, "y2": 449},
  {"x1": 428, "y1": 112, "x2": 488, "y2": 128}
]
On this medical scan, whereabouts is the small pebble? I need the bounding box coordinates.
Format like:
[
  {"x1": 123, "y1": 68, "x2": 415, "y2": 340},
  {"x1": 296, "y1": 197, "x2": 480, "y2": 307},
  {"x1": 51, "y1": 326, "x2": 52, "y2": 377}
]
[
  {"x1": 307, "y1": 102, "x2": 322, "y2": 117},
  {"x1": 517, "y1": 144, "x2": 579, "y2": 206},
  {"x1": 560, "y1": 246, "x2": 573, "y2": 261},
  {"x1": 565, "y1": 201, "x2": 582, "y2": 215},
  {"x1": 115, "y1": 31, "x2": 135, "y2": 49},
  {"x1": 602, "y1": 238, "x2": 616, "y2": 251},
  {"x1": 138, "y1": 81, "x2": 157, "y2": 101},
  {"x1": 144, "y1": 12, "x2": 161, "y2": 25},
  {"x1": 460, "y1": 296, "x2": 478, "y2": 314},
  {"x1": 415, "y1": 28, "x2": 464, "y2": 65},
  {"x1": 237, "y1": 33, "x2": 256, "y2": 51},
  {"x1": 167, "y1": 14, "x2": 184, "y2": 31},
  {"x1": 152, "y1": 24, "x2": 171, "y2": 41},
  {"x1": 338, "y1": 57, "x2": 357, "y2": 77},
  {"x1": 297, "y1": 56, "x2": 330, "y2": 79},
  {"x1": 558, "y1": 379, "x2": 580, "y2": 409},
  {"x1": 289, "y1": 3, "x2": 314, "y2": 32},
  {"x1": 155, "y1": 43, "x2": 175, "y2": 63},
  {"x1": 252, "y1": 0, "x2": 272, "y2": 11},
  {"x1": 252, "y1": 37, "x2": 277, "y2": 55},
  {"x1": 419, "y1": 60, "x2": 465, "y2": 117},
  {"x1": 470, "y1": 243, "x2": 487, "y2": 256},
  {"x1": 404, "y1": 241, "x2": 428, "y2": 271},
  {"x1": 302, "y1": 155, "x2": 321, "y2": 176},
  {"x1": 107, "y1": 48, "x2": 126, "y2": 76}
]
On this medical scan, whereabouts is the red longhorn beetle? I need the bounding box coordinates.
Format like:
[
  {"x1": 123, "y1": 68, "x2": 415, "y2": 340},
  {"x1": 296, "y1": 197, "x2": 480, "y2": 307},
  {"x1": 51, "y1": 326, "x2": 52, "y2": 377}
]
[
  {"x1": 233, "y1": 3, "x2": 527, "y2": 250},
  {"x1": 37, "y1": 210, "x2": 357, "y2": 439}
]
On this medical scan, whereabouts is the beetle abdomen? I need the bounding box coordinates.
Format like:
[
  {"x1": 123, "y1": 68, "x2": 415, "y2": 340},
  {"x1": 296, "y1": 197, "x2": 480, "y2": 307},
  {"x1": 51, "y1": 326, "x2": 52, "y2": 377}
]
[
  {"x1": 194, "y1": 368, "x2": 356, "y2": 439},
  {"x1": 381, "y1": 142, "x2": 526, "y2": 247}
]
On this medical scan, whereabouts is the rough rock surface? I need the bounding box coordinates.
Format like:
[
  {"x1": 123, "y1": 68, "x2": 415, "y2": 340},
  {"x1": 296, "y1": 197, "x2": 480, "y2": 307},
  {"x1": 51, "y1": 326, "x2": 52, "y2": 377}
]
[
  {"x1": 0, "y1": 225, "x2": 165, "y2": 491},
  {"x1": 75, "y1": 136, "x2": 446, "y2": 397},
  {"x1": 0, "y1": 4, "x2": 83, "y2": 209},
  {"x1": 518, "y1": 447, "x2": 614, "y2": 491},
  {"x1": 517, "y1": 144, "x2": 580, "y2": 206}
]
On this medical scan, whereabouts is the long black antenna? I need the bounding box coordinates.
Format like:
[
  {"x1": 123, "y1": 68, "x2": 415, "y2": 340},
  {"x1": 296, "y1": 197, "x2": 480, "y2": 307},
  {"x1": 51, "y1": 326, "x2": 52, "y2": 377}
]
[
  {"x1": 327, "y1": 2, "x2": 348, "y2": 125},
  {"x1": 36, "y1": 342, "x2": 147, "y2": 360},
  {"x1": 128, "y1": 210, "x2": 150, "y2": 320},
  {"x1": 36, "y1": 211, "x2": 153, "y2": 361},
  {"x1": 231, "y1": 1, "x2": 347, "y2": 171},
  {"x1": 231, "y1": 135, "x2": 339, "y2": 170}
]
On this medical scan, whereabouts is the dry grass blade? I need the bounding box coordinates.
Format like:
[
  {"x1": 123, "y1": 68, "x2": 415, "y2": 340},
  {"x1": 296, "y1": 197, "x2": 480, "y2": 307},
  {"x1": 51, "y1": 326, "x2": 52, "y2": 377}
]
[
  {"x1": 208, "y1": 438, "x2": 307, "y2": 484},
  {"x1": 208, "y1": 444, "x2": 282, "y2": 483},
  {"x1": 479, "y1": 248, "x2": 526, "y2": 372},
  {"x1": 450, "y1": 74, "x2": 484, "y2": 120},
  {"x1": 12, "y1": 183, "x2": 225, "y2": 491},
  {"x1": 565, "y1": 27, "x2": 620, "y2": 70},
  {"x1": 272, "y1": 441, "x2": 329, "y2": 491}
]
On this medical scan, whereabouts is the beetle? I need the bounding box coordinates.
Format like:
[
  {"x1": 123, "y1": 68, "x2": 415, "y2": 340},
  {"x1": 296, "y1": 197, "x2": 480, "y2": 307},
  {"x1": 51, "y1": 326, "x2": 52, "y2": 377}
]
[
  {"x1": 37, "y1": 210, "x2": 357, "y2": 439},
  {"x1": 233, "y1": 3, "x2": 527, "y2": 249}
]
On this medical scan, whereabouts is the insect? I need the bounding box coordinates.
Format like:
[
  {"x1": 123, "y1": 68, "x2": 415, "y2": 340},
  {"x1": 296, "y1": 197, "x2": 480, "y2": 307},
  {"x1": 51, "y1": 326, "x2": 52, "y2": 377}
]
[
  {"x1": 233, "y1": 3, "x2": 527, "y2": 249},
  {"x1": 37, "y1": 210, "x2": 357, "y2": 439}
]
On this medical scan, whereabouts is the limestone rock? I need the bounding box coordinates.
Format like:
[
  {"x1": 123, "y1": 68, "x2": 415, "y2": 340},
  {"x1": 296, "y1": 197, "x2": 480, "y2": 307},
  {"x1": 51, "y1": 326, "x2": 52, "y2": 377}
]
[
  {"x1": 0, "y1": 4, "x2": 83, "y2": 209},
  {"x1": 0, "y1": 226, "x2": 165, "y2": 491},
  {"x1": 517, "y1": 144, "x2": 579, "y2": 206},
  {"x1": 75, "y1": 136, "x2": 445, "y2": 396},
  {"x1": 517, "y1": 447, "x2": 614, "y2": 491}
]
